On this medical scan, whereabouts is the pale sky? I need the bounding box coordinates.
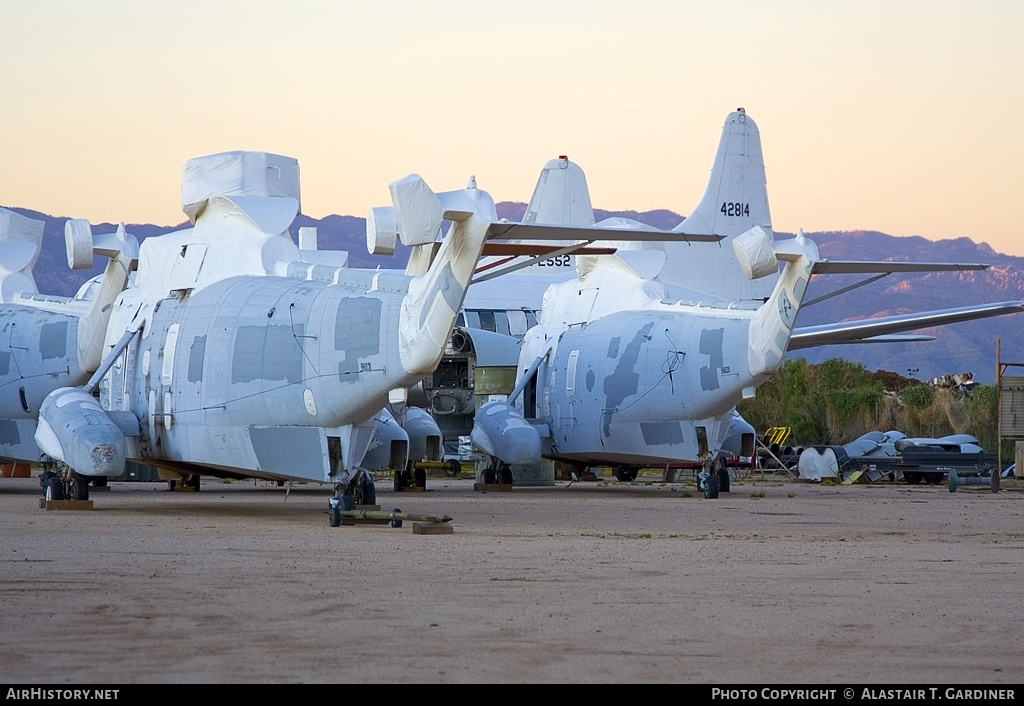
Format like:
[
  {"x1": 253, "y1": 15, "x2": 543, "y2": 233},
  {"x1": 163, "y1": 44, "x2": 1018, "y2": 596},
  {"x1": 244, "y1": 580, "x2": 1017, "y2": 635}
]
[{"x1": 2, "y1": 1, "x2": 1023, "y2": 255}]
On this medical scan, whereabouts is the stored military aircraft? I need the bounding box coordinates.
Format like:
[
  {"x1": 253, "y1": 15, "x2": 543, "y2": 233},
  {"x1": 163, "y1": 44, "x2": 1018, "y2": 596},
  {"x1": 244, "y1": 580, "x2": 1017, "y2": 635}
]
[
  {"x1": 9, "y1": 150, "x2": 707, "y2": 525},
  {"x1": 470, "y1": 109, "x2": 1024, "y2": 496},
  {"x1": 0, "y1": 207, "x2": 138, "y2": 496}
]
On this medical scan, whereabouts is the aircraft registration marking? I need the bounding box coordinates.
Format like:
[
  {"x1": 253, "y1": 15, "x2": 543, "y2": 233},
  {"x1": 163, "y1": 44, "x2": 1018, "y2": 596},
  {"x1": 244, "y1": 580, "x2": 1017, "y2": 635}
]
[{"x1": 720, "y1": 202, "x2": 750, "y2": 217}]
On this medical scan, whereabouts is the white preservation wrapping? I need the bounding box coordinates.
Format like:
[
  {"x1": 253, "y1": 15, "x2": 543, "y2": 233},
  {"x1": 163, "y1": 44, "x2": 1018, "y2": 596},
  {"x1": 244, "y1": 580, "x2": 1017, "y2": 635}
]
[
  {"x1": 181, "y1": 151, "x2": 300, "y2": 223},
  {"x1": 732, "y1": 225, "x2": 777, "y2": 280},
  {"x1": 388, "y1": 174, "x2": 442, "y2": 247},
  {"x1": 0, "y1": 207, "x2": 44, "y2": 300}
]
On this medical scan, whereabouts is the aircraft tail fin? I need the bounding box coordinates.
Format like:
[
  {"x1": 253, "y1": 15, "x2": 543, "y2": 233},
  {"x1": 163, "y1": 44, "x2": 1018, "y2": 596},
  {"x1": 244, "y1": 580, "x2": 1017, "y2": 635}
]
[
  {"x1": 65, "y1": 220, "x2": 140, "y2": 372},
  {"x1": 522, "y1": 156, "x2": 595, "y2": 227},
  {"x1": 663, "y1": 109, "x2": 776, "y2": 305},
  {"x1": 371, "y1": 175, "x2": 494, "y2": 376},
  {"x1": 745, "y1": 229, "x2": 818, "y2": 377}
]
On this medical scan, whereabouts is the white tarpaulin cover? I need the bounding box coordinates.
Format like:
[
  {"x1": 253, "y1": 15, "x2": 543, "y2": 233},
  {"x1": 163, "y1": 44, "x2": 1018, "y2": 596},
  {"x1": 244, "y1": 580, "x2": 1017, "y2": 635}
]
[
  {"x1": 181, "y1": 151, "x2": 300, "y2": 223},
  {"x1": 798, "y1": 447, "x2": 840, "y2": 481},
  {"x1": 0, "y1": 207, "x2": 44, "y2": 300}
]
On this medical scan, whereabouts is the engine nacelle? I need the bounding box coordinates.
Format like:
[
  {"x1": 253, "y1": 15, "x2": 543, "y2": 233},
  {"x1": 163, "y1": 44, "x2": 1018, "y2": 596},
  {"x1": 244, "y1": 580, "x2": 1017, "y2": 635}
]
[{"x1": 35, "y1": 388, "x2": 126, "y2": 477}]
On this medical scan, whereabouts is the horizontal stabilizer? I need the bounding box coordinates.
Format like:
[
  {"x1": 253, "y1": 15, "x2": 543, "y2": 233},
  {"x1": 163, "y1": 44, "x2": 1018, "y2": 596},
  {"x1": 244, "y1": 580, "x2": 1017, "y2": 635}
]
[
  {"x1": 484, "y1": 222, "x2": 722, "y2": 243},
  {"x1": 811, "y1": 260, "x2": 988, "y2": 275},
  {"x1": 789, "y1": 300, "x2": 1024, "y2": 349}
]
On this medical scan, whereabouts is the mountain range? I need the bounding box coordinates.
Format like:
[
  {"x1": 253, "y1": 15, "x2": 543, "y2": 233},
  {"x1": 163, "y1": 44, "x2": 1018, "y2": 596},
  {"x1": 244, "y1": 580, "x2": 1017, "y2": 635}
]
[{"x1": 5, "y1": 203, "x2": 1022, "y2": 384}]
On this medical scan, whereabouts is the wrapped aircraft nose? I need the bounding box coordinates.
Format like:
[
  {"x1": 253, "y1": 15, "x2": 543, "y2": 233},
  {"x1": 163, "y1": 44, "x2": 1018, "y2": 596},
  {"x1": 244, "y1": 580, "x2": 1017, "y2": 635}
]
[
  {"x1": 34, "y1": 388, "x2": 126, "y2": 477},
  {"x1": 471, "y1": 401, "x2": 541, "y2": 466}
]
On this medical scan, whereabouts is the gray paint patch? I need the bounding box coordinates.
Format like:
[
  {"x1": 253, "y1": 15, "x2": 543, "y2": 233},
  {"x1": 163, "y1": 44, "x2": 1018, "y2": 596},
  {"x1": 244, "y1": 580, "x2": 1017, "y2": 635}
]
[
  {"x1": 602, "y1": 322, "x2": 654, "y2": 436},
  {"x1": 39, "y1": 321, "x2": 68, "y2": 360},
  {"x1": 231, "y1": 325, "x2": 303, "y2": 383},
  {"x1": 699, "y1": 328, "x2": 724, "y2": 391},
  {"x1": 336, "y1": 298, "x2": 382, "y2": 377},
  {"x1": 418, "y1": 263, "x2": 462, "y2": 329},
  {"x1": 263, "y1": 325, "x2": 304, "y2": 382},
  {"x1": 607, "y1": 337, "x2": 620, "y2": 359},
  {"x1": 249, "y1": 426, "x2": 323, "y2": 474},
  {"x1": 0, "y1": 351, "x2": 9, "y2": 376},
  {"x1": 188, "y1": 335, "x2": 206, "y2": 383},
  {"x1": 585, "y1": 369, "x2": 595, "y2": 392},
  {"x1": 641, "y1": 421, "x2": 684, "y2": 446},
  {"x1": 0, "y1": 419, "x2": 20, "y2": 445}
]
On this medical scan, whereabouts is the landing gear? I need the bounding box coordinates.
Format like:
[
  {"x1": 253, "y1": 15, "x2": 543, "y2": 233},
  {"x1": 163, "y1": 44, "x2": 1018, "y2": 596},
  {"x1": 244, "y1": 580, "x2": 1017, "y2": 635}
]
[
  {"x1": 70, "y1": 473, "x2": 90, "y2": 501},
  {"x1": 39, "y1": 464, "x2": 92, "y2": 503},
  {"x1": 613, "y1": 467, "x2": 639, "y2": 482},
  {"x1": 698, "y1": 460, "x2": 721, "y2": 499},
  {"x1": 480, "y1": 457, "x2": 513, "y2": 486},
  {"x1": 328, "y1": 492, "x2": 356, "y2": 528},
  {"x1": 344, "y1": 471, "x2": 377, "y2": 506},
  {"x1": 715, "y1": 457, "x2": 731, "y2": 493},
  {"x1": 394, "y1": 465, "x2": 426, "y2": 491},
  {"x1": 42, "y1": 473, "x2": 63, "y2": 501}
]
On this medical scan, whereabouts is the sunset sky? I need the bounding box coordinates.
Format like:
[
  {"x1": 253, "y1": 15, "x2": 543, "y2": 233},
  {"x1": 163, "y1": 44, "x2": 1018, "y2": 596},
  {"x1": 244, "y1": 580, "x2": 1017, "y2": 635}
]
[{"x1": 3, "y1": 1, "x2": 1023, "y2": 255}]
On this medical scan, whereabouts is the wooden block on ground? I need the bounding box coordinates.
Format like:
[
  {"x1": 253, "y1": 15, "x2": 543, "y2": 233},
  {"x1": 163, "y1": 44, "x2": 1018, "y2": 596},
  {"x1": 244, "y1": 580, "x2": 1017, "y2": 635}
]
[
  {"x1": 43, "y1": 499, "x2": 94, "y2": 511},
  {"x1": 473, "y1": 483, "x2": 514, "y2": 492},
  {"x1": 398, "y1": 486, "x2": 425, "y2": 492},
  {"x1": 413, "y1": 522, "x2": 453, "y2": 535}
]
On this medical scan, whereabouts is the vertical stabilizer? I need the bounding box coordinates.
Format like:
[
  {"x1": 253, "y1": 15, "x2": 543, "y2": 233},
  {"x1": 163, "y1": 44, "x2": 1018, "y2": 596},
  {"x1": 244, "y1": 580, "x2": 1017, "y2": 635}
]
[
  {"x1": 65, "y1": 220, "x2": 139, "y2": 372},
  {"x1": 664, "y1": 109, "x2": 775, "y2": 305},
  {"x1": 522, "y1": 156, "x2": 595, "y2": 227},
  {"x1": 747, "y1": 230, "x2": 818, "y2": 378},
  {"x1": 384, "y1": 176, "x2": 493, "y2": 376}
]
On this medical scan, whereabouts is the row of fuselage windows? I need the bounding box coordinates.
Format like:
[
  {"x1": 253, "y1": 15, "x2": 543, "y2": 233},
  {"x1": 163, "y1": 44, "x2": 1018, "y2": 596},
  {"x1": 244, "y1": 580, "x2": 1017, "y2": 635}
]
[{"x1": 457, "y1": 309, "x2": 539, "y2": 337}]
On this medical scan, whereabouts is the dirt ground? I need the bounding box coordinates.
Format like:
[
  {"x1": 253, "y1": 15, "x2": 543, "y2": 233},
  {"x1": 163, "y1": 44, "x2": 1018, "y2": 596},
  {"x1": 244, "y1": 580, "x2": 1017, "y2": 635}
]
[{"x1": 1, "y1": 471, "x2": 1022, "y2": 684}]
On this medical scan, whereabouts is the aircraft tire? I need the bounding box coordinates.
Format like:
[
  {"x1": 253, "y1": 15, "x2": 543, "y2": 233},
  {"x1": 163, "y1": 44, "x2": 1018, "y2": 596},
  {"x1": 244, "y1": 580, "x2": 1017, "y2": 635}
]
[
  {"x1": 391, "y1": 509, "x2": 403, "y2": 528},
  {"x1": 445, "y1": 460, "x2": 461, "y2": 478},
  {"x1": 414, "y1": 467, "x2": 427, "y2": 489},
  {"x1": 499, "y1": 464, "x2": 513, "y2": 486},
  {"x1": 716, "y1": 465, "x2": 730, "y2": 493},
  {"x1": 703, "y1": 473, "x2": 719, "y2": 499},
  {"x1": 329, "y1": 503, "x2": 341, "y2": 527},
  {"x1": 71, "y1": 474, "x2": 89, "y2": 501},
  {"x1": 613, "y1": 467, "x2": 638, "y2": 482},
  {"x1": 481, "y1": 466, "x2": 496, "y2": 484},
  {"x1": 393, "y1": 470, "x2": 405, "y2": 492},
  {"x1": 44, "y1": 476, "x2": 63, "y2": 502},
  {"x1": 361, "y1": 477, "x2": 377, "y2": 506},
  {"x1": 186, "y1": 475, "x2": 201, "y2": 491}
]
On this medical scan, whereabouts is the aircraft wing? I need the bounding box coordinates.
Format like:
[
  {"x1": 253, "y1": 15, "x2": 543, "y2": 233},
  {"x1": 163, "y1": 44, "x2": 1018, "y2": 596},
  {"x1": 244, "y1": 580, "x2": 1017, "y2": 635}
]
[
  {"x1": 811, "y1": 260, "x2": 987, "y2": 274},
  {"x1": 788, "y1": 301, "x2": 1024, "y2": 350}
]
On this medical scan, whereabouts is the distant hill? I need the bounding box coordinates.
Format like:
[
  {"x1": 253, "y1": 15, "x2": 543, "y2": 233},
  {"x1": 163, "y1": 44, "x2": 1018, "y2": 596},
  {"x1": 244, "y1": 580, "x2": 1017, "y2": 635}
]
[{"x1": 5, "y1": 205, "x2": 1022, "y2": 384}]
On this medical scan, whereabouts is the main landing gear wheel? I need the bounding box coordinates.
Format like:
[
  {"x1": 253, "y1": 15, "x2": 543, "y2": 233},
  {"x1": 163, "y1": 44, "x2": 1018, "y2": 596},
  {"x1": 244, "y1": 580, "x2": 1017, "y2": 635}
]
[
  {"x1": 614, "y1": 467, "x2": 639, "y2": 482},
  {"x1": 345, "y1": 473, "x2": 376, "y2": 506},
  {"x1": 715, "y1": 459, "x2": 730, "y2": 494},
  {"x1": 44, "y1": 475, "x2": 63, "y2": 502},
  {"x1": 498, "y1": 463, "x2": 513, "y2": 486},
  {"x1": 71, "y1": 473, "x2": 90, "y2": 501},
  {"x1": 703, "y1": 472, "x2": 720, "y2": 499},
  {"x1": 328, "y1": 493, "x2": 356, "y2": 527}
]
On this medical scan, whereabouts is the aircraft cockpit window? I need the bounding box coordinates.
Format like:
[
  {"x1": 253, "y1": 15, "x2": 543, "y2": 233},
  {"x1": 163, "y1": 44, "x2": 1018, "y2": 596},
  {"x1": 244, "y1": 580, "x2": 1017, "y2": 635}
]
[
  {"x1": 478, "y1": 311, "x2": 496, "y2": 332},
  {"x1": 507, "y1": 310, "x2": 528, "y2": 336},
  {"x1": 494, "y1": 311, "x2": 509, "y2": 336}
]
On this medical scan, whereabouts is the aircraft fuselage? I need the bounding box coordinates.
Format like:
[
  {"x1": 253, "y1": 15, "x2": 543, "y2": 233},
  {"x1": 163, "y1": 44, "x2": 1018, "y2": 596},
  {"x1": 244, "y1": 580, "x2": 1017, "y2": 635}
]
[{"x1": 529, "y1": 307, "x2": 765, "y2": 466}]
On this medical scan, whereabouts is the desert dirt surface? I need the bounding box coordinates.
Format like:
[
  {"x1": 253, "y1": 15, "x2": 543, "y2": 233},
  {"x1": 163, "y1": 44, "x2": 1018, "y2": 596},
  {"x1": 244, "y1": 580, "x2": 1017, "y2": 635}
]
[{"x1": 1, "y1": 471, "x2": 1022, "y2": 685}]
